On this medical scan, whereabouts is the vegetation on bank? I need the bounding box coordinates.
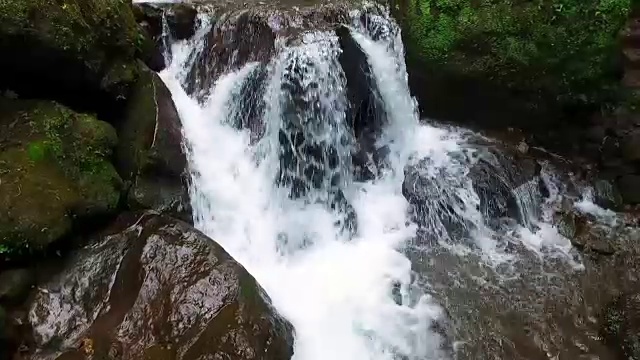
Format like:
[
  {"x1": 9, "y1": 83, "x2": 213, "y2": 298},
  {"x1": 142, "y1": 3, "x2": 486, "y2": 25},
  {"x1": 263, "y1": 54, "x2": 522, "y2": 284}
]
[{"x1": 400, "y1": 0, "x2": 631, "y2": 106}]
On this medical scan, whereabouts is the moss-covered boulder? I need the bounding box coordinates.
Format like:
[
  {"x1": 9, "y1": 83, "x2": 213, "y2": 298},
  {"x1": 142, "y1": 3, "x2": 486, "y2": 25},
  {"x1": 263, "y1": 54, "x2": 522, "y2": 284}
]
[
  {"x1": 116, "y1": 65, "x2": 191, "y2": 221},
  {"x1": 0, "y1": 98, "x2": 122, "y2": 258},
  {"x1": 0, "y1": 0, "x2": 160, "y2": 118},
  {"x1": 396, "y1": 0, "x2": 630, "y2": 129}
]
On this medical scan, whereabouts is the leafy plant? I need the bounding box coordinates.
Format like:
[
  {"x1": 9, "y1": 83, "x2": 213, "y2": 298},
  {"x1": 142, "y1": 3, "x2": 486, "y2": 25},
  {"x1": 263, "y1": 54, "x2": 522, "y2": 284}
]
[{"x1": 402, "y1": 0, "x2": 631, "y2": 106}]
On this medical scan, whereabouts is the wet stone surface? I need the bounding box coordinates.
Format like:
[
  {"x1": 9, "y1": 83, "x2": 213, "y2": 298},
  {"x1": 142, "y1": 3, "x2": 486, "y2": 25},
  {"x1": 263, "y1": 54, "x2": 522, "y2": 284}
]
[{"x1": 25, "y1": 212, "x2": 294, "y2": 360}]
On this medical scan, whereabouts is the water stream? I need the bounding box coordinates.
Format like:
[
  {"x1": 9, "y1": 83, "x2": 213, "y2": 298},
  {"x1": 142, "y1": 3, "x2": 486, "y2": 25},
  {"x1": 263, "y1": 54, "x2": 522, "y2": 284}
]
[{"x1": 155, "y1": 5, "x2": 609, "y2": 359}]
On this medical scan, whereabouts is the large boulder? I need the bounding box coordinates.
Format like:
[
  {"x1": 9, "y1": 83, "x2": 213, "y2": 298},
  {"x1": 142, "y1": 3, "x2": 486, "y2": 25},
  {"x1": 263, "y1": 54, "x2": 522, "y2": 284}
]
[
  {"x1": 185, "y1": 9, "x2": 279, "y2": 97},
  {"x1": 403, "y1": 142, "x2": 544, "y2": 239},
  {"x1": 116, "y1": 66, "x2": 191, "y2": 221},
  {"x1": 0, "y1": 0, "x2": 158, "y2": 117},
  {"x1": 0, "y1": 98, "x2": 122, "y2": 259},
  {"x1": 26, "y1": 212, "x2": 295, "y2": 360}
]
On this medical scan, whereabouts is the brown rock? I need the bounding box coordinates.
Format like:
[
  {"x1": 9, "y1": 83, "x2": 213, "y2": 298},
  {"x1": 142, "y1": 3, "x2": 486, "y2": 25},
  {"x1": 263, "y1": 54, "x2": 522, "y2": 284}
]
[
  {"x1": 116, "y1": 65, "x2": 191, "y2": 221},
  {"x1": 621, "y1": 131, "x2": 640, "y2": 161},
  {"x1": 601, "y1": 293, "x2": 640, "y2": 360},
  {"x1": 27, "y1": 212, "x2": 294, "y2": 360}
]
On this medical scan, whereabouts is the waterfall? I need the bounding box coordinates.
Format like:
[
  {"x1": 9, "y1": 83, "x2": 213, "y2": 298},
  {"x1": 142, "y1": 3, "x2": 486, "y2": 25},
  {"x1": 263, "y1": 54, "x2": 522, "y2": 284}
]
[{"x1": 157, "y1": 4, "x2": 586, "y2": 359}]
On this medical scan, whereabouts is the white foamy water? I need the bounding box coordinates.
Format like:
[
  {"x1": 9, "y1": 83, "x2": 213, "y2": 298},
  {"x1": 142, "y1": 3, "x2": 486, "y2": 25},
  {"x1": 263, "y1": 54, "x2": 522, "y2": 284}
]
[
  {"x1": 159, "y1": 15, "x2": 453, "y2": 360},
  {"x1": 156, "y1": 6, "x2": 587, "y2": 360}
]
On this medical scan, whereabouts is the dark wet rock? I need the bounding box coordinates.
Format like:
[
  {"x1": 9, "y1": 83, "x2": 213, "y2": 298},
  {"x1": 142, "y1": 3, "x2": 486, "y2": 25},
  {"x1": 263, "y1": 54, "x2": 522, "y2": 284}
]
[
  {"x1": 336, "y1": 25, "x2": 387, "y2": 157},
  {"x1": 133, "y1": 3, "x2": 167, "y2": 71},
  {"x1": 556, "y1": 210, "x2": 579, "y2": 239},
  {"x1": 134, "y1": 2, "x2": 197, "y2": 41},
  {"x1": 26, "y1": 212, "x2": 294, "y2": 360},
  {"x1": 0, "y1": 0, "x2": 154, "y2": 118},
  {"x1": 183, "y1": 3, "x2": 357, "y2": 98},
  {"x1": 466, "y1": 147, "x2": 543, "y2": 226},
  {"x1": 116, "y1": 65, "x2": 191, "y2": 222},
  {"x1": 167, "y1": 4, "x2": 198, "y2": 40},
  {"x1": 0, "y1": 98, "x2": 122, "y2": 257},
  {"x1": 593, "y1": 179, "x2": 624, "y2": 211},
  {"x1": 185, "y1": 10, "x2": 278, "y2": 97},
  {"x1": 0, "y1": 306, "x2": 8, "y2": 356},
  {"x1": 555, "y1": 208, "x2": 617, "y2": 255},
  {"x1": 0, "y1": 268, "x2": 34, "y2": 305},
  {"x1": 618, "y1": 174, "x2": 640, "y2": 204},
  {"x1": 133, "y1": 2, "x2": 197, "y2": 69},
  {"x1": 402, "y1": 156, "x2": 474, "y2": 240},
  {"x1": 621, "y1": 131, "x2": 640, "y2": 161},
  {"x1": 229, "y1": 64, "x2": 269, "y2": 143},
  {"x1": 0, "y1": 306, "x2": 23, "y2": 360},
  {"x1": 602, "y1": 293, "x2": 640, "y2": 360},
  {"x1": 336, "y1": 24, "x2": 392, "y2": 179},
  {"x1": 574, "y1": 220, "x2": 616, "y2": 256}
]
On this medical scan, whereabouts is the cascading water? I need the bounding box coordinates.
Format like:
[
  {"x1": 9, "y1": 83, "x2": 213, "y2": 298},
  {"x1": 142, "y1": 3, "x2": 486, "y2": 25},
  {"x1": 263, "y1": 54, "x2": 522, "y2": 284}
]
[
  {"x1": 160, "y1": 9, "x2": 453, "y2": 359},
  {"x1": 153, "y1": 3, "x2": 611, "y2": 359}
]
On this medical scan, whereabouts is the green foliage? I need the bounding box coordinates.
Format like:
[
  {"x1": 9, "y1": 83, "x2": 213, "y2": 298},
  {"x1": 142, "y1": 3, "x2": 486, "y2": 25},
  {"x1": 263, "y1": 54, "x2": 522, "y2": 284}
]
[
  {"x1": 27, "y1": 141, "x2": 47, "y2": 162},
  {"x1": 0, "y1": 0, "x2": 144, "y2": 95},
  {"x1": 0, "y1": 0, "x2": 141, "y2": 57},
  {"x1": 402, "y1": 0, "x2": 631, "y2": 105}
]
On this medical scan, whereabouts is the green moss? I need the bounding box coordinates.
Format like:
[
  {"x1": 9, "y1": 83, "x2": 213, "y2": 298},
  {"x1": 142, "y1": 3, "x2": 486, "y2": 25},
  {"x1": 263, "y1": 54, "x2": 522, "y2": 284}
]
[
  {"x1": 0, "y1": 0, "x2": 142, "y2": 58},
  {"x1": 0, "y1": 147, "x2": 76, "y2": 253},
  {"x1": 401, "y1": 0, "x2": 631, "y2": 105},
  {"x1": 27, "y1": 141, "x2": 47, "y2": 162},
  {"x1": 0, "y1": 98, "x2": 122, "y2": 256},
  {"x1": 0, "y1": 0, "x2": 148, "y2": 97}
]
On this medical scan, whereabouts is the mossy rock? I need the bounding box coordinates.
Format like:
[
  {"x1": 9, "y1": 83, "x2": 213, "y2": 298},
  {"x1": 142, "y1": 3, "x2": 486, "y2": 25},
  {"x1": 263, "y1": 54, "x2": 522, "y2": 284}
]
[
  {"x1": 116, "y1": 65, "x2": 191, "y2": 221},
  {"x1": 397, "y1": 0, "x2": 630, "y2": 116},
  {"x1": 0, "y1": 98, "x2": 122, "y2": 259},
  {"x1": 0, "y1": 0, "x2": 159, "y2": 118}
]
